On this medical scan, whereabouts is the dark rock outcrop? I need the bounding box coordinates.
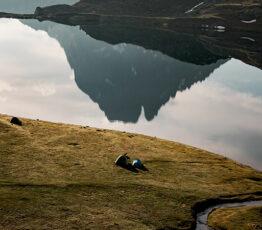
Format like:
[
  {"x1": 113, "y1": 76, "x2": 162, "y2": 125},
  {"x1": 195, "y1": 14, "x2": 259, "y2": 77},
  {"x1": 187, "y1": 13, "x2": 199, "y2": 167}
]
[{"x1": 10, "y1": 117, "x2": 22, "y2": 126}]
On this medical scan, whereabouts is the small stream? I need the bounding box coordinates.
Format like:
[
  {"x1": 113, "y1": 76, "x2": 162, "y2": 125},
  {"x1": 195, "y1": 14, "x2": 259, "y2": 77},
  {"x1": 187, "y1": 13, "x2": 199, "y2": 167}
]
[{"x1": 196, "y1": 200, "x2": 262, "y2": 230}]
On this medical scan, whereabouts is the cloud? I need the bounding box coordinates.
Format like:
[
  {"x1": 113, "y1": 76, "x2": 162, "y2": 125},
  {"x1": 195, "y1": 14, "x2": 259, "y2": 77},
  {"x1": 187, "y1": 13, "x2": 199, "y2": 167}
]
[
  {"x1": 0, "y1": 19, "x2": 70, "y2": 77},
  {"x1": 0, "y1": 80, "x2": 14, "y2": 92},
  {"x1": 112, "y1": 43, "x2": 127, "y2": 54},
  {"x1": 32, "y1": 83, "x2": 56, "y2": 97}
]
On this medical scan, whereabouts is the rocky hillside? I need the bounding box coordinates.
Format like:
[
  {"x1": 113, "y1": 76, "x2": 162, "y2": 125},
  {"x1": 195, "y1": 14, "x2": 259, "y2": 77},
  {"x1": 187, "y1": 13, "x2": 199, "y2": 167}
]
[
  {"x1": 74, "y1": 0, "x2": 262, "y2": 20},
  {"x1": 1, "y1": 0, "x2": 261, "y2": 33},
  {"x1": 30, "y1": 0, "x2": 262, "y2": 34}
]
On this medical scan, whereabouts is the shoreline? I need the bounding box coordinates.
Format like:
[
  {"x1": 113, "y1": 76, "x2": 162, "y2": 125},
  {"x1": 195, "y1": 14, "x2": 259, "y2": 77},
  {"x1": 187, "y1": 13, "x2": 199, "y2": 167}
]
[
  {"x1": 0, "y1": 1, "x2": 261, "y2": 228},
  {"x1": 196, "y1": 199, "x2": 262, "y2": 230}
]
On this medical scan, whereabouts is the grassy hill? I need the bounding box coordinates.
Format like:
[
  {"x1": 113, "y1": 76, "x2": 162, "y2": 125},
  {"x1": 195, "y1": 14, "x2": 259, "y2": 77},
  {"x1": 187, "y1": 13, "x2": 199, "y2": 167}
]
[
  {"x1": 208, "y1": 206, "x2": 262, "y2": 230},
  {"x1": 0, "y1": 113, "x2": 262, "y2": 229}
]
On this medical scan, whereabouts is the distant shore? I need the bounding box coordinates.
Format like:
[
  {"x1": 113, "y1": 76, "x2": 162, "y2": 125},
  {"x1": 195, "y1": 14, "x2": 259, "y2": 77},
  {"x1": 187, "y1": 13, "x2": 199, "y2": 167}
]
[{"x1": 1, "y1": 1, "x2": 261, "y2": 71}]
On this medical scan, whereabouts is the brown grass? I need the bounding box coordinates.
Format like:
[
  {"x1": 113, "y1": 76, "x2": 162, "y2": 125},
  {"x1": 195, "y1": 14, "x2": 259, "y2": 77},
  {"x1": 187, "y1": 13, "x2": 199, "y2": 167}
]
[
  {"x1": 0, "y1": 113, "x2": 262, "y2": 229},
  {"x1": 208, "y1": 206, "x2": 262, "y2": 230}
]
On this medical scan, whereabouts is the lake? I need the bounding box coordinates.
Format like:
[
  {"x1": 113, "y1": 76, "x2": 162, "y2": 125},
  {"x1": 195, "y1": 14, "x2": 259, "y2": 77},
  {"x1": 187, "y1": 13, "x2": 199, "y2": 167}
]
[{"x1": 0, "y1": 1, "x2": 262, "y2": 171}]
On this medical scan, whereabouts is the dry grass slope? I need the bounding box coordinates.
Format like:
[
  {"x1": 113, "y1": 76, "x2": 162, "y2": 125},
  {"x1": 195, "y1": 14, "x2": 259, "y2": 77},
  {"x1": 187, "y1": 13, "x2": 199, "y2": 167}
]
[
  {"x1": 208, "y1": 206, "x2": 262, "y2": 230},
  {"x1": 0, "y1": 113, "x2": 262, "y2": 229}
]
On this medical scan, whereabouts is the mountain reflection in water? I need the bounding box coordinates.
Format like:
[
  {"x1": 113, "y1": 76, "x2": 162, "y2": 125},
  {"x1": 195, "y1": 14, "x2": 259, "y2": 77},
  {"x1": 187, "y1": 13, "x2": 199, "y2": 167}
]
[
  {"x1": 22, "y1": 19, "x2": 228, "y2": 122},
  {"x1": 0, "y1": 5, "x2": 261, "y2": 170}
]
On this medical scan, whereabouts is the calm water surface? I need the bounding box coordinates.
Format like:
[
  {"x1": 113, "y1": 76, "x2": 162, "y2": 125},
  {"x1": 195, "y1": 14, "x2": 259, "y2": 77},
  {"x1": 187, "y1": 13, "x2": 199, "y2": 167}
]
[{"x1": 0, "y1": 2, "x2": 262, "y2": 171}]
